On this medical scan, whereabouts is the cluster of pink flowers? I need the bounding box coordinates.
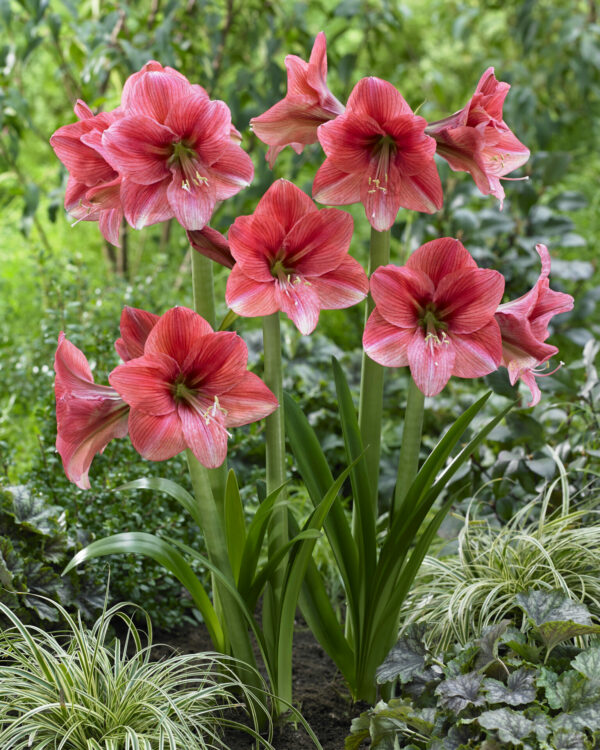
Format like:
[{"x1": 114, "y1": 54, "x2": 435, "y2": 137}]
[
  {"x1": 50, "y1": 39, "x2": 574, "y2": 489},
  {"x1": 50, "y1": 61, "x2": 254, "y2": 244}
]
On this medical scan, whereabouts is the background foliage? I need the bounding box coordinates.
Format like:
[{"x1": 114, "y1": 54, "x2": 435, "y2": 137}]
[{"x1": 0, "y1": 0, "x2": 598, "y2": 627}]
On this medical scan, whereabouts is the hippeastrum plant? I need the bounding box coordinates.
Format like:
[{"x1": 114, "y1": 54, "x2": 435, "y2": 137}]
[{"x1": 51, "y1": 39, "x2": 573, "y2": 714}]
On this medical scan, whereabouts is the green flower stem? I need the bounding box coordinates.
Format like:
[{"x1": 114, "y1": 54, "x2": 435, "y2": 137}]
[
  {"x1": 190, "y1": 249, "x2": 227, "y2": 509},
  {"x1": 185, "y1": 450, "x2": 260, "y2": 682},
  {"x1": 262, "y1": 312, "x2": 287, "y2": 586},
  {"x1": 392, "y1": 377, "x2": 425, "y2": 519},
  {"x1": 358, "y1": 227, "x2": 390, "y2": 517}
]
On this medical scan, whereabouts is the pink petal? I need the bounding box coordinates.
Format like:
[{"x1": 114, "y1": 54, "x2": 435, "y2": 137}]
[
  {"x1": 179, "y1": 401, "x2": 228, "y2": 468},
  {"x1": 182, "y1": 331, "x2": 249, "y2": 393},
  {"x1": 219, "y1": 371, "x2": 279, "y2": 427},
  {"x1": 109, "y1": 353, "x2": 179, "y2": 415},
  {"x1": 407, "y1": 329, "x2": 456, "y2": 397},
  {"x1": 312, "y1": 159, "x2": 362, "y2": 205},
  {"x1": 370, "y1": 266, "x2": 434, "y2": 327},
  {"x1": 519, "y1": 369, "x2": 542, "y2": 408},
  {"x1": 115, "y1": 306, "x2": 160, "y2": 362},
  {"x1": 496, "y1": 312, "x2": 557, "y2": 367},
  {"x1": 360, "y1": 172, "x2": 403, "y2": 231},
  {"x1": 346, "y1": 77, "x2": 412, "y2": 121},
  {"x1": 407, "y1": 238, "x2": 477, "y2": 285},
  {"x1": 434, "y1": 268, "x2": 505, "y2": 334},
  {"x1": 254, "y1": 179, "x2": 318, "y2": 232},
  {"x1": 167, "y1": 162, "x2": 216, "y2": 230},
  {"x1": 363, "y1": 309, "x2": 412, "y2": 367},
  {"x1": 120, "y1": 177, "x2": 173, "y2": 230},
  {"x1": 102, "y1": 115, "x2": 175, "y2": 184},
  {"x1": 165, "y1": 95, "x2": 231, "y2": 163},
  {"x1": 228, "y1": 214, "x2": 286, "y2": 282},
  {"x1": 54, "y1": 333, "x2": 117, "y2": 400},
  {"x1": 275, "y1": 277, "x2": 322, "y2": 335},
  {"x1": 187, "y1": 226, "x2": 234, "y2": 269},
  {"x1": 144, "y1": 306, "x2": 213, "y2": 365},
  {"x1": 225, "y1": 266, "x2": 279, "y2": 318},
  {"x1": 317, "y1": 113, "x2": 381, "y2": 170},
  {"x1": 450, "y1": 321, "x2": 502, "y2": 378},
  {"x1": 284, "y1": 208, "x2": 354, "y2": 276},
  {"x1": 98, "y1": 209, "x2": 123, "y2": 247},
  {"x1": 128, "y1": 410, "x2": 187, "y2": 461},
  {"x1": 51, "y1": 127, "x2": 116, "y2": 186},
  {"x1": 123, "y1": 67, "x2": 194, "y2": 123},
  {"x1": 208, "y1": 142, "x2": 255, "y2": 200},
  {"x1": 394, "y1": 160, "x2": 443, "y2": 214},
  {"x1": 74, "y1": 100, "x2": 94, "y2": 119},
  {"x1": 311, "y1": 255, "x2": 369, "y2": 309}
]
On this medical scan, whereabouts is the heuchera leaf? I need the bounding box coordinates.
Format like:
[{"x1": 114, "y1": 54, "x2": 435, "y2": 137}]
[
  {"x1": 483, "y1": 667, "x2": 537, "y2": 706},
  {"x1": 376, "y1": 624, "x2": 429, "y2": 684},
  {"x1": 552, "y1": 729, "x2": 587, "y2": 750},
  {"x1": 475, "y1": 620, "x2": 511, "y2": 669},
  {"x1": 537, "y1": 620, "x2": 600, "y2": 653},
  {"x1": 435, "y1": 672, "x2": 485, "y2": 713},
  {"x1": 516, "y1": 589, "x2": 593, "y2": 627},
  {"x1": 571, "y1": 647, "x2": 600, "y2": 686},
  {"x1": 478, "y1": 708, "x2": 535, "y2": 744}
]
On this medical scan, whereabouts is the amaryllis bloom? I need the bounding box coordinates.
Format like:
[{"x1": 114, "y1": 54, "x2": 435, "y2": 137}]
[
  {"x1": 187, "y1": 226, "x2": 234, "y2": 269},
  {"x1": 425, "y1": 68, "x2": 529, "y2": 208},
  {"x1": 109, "y1": 307, "x2": 278, "y2": 468},
  {"x1": 225, "y1": 179, "x2": 368, "y2": 335},
  {"x1": 251, "y1": 32, "x2": 345, "y2": 167},
  {"x1": 54, "y1": 333, "x2": 129, "y2": 489},
  {"x1": 495, "y1": 244, "x2": 573, "y2": 406},
  {"x1": 102, "y1": 61, "x2": 254, "y2": 231},
  {"x1": 313, "y1": 77, "x2": 443, "y2": 232},
  {"x1": 363, "y1": 238, "x2": 504, "y2": 396},
  {"x1": 50, "y1": 101, "x2": 124, "y2": 246}
]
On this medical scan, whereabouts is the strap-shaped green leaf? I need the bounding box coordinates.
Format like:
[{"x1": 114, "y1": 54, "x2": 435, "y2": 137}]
[
  {"x1": 62, "y1": 532, "x2": 224, "y2": 651},
  {"x1": 224, "y1": 469, "x2": 246, "y2": 583},
  {"x1": 116, "y1": 478, "x2": 201, "y2": 529}
]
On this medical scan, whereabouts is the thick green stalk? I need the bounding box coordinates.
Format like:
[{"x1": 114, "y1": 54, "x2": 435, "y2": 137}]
[
  {"x1": 190, "y1": 250, "x2": 227, "y2": 507},
  {"x1": 392, "y1": 377, "x2": 425, "y2": 519},
  {"x1": 358, "y1": 227, "x2": 391, "y2": 516},
  {"x1": 186, "y1": 450, "x2": 260, "y2": 681}
]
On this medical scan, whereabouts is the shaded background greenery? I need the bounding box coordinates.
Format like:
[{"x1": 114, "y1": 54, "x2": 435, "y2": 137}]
[{"x1": 0, "y1": 0, "x2": 598, "y2": 628}]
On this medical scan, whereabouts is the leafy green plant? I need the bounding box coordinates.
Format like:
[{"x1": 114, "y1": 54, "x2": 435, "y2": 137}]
[
  {"x1": 347, "y1": 590, "x2": 600, "y2": 749},
  {"x1": 401, "y1": 457, "x2": 600, "y2": 650},
  {"x1": 0, "y1": 597, "x2": 278, "y2": 750}
]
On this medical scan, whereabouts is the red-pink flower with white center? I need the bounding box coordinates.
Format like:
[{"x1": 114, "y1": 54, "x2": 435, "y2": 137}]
[
  {"x1": 50, "y1": 100, "x2": 124, "y2": 246},
  {"x1": 495, "y1": 244, "x2": 573, "y2": 406},
  {"x1": 225, "y1": 179, "x2": 368, "y2": 335},
  {"x1": 425, "y1": 68, "x2": 529, "y2": 208},
  {"x1": 251, "y1": 32, "x2": 345, "y2": 167},
  {"x1": 313, "y1": 77, "x2": 443, "y2": 232},
  {"x1": 109, "y1": 307, "x2": 278, "y2": 468},
  {"x1": 102, "y1": 61, "x2": 254, "y2": 231},
  {"x1": 54, "y1": 333, "x2": 129, "y2": 489},
  {"x1": 363, "y1": 238, "x2": 504, "y2": 396}
]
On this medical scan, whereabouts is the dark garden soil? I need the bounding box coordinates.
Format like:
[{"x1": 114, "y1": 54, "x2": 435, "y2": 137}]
[{"x1": 151, "y1": 619, "x2": 367, "y2": 750}]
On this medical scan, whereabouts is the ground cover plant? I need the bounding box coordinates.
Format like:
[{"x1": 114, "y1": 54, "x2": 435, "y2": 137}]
[{"x1": 0, "y1": 0, "x2": 598, "y2": 745}]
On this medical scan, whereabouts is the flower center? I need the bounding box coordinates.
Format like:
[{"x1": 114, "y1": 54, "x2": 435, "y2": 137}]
[
  {"x1": 367, "y1": 134, "x2": 396, "y2": 194},
  {"x1": 168, "y1": 141, "x2": 209, "y2": 192},
  {"x1": 419, "y1": 306, "x2": 450, "y2": 350}
]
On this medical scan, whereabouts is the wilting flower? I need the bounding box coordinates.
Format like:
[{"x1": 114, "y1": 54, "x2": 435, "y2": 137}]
[
  {"x1": 225, "y1": 179, "x2": 368, "y2": 335},
  {"x1": 313, "y1": 77, "x2": 443, "y2": 232},
  {"x1": 495, "y1": 244, "x2": 573, "y2": 406},
  {"x1": 251, "y1": 32, "x2": 345, "y2": 167},
  {"x1": 109, "y1": 307, "x2": 278, "y2": 468},
  {"x1": 425, "y1": 68, "x2": 529, "y2": 208},
  {"x1": 363, "y1": 238, "x2": 504, "y2": 396},
  {"x1": 50, "y1": 101, "x2": 124, "y2": 246},
  {"x1": 54, "y1": 333, "x2": 129, "y2": 489},
  {"x1": 187, "y1": 226, "x2": 234, "y2": 268},
  {"x1": 102, "y1": 61, "x2": 254, "y2": 231}
]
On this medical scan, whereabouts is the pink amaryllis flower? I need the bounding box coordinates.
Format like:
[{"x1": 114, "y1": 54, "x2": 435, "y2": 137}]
[
  {"x1": 251, "y1": 32, "x2": 345, "y2": 167},
  {"x1": 425, "y1": 68, "x2": 529, "y2": 208},
  {"x1": 54, "y1": 333, "x2": 129, "y2": 489},
  {"x1": 495, "y1": 244, "x2": 573, "y2": 406},
  {"x1": 225, "y1": 179, "x2": 368, "y2": 335},
  {"x1": 109, "y1": 307, "x2": 278, "y2": 468},
  {"x1": 313, "y1": 77, "x2": 443, "y2": 232},
  {"x1": 102, "y1": 61, "x2": 254, "y2": 231},
  {"x1": 363, "y1": 238, "x2": 505, "y2": 396},
  {"x1": 50, "y1": 100, "x2": 124, "y2": 246}
]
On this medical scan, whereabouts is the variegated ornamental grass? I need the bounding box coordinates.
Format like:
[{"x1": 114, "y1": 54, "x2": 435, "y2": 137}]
[{"x1": 0, "y1": 599, "x2": 274, "y2": 750}]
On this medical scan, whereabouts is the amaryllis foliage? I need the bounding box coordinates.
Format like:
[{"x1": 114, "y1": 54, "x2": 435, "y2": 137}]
[
  {"x1": 109, "y1": 306, "x2": 278, "y2": 468},
  {"x1": 313, "y1": 76, "x2": 443, "y2": 232},
  {"x1": 50, "y1": 101, "x2": 124, "y2": 246},
  {"x1": 425, "y1": 67, "x2": 530, "y2": 207},
  {"x1": 495, "y1": 244, "x2": 573, "y2": 406},
  {"x1": 363, "y1": 238, "x2": 505, "y2": 396},
  {"x1": 225, "y1": 179, "x2": 369, "y2": 335},
  {"x1": 54, "y1": 333, "x2": 129, "y2": 490},
  {"x1": 251, "y1": 32, "x2": 345, "y2": 167}
]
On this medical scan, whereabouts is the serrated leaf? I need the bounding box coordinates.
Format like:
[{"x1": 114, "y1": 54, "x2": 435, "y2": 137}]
[
  {"x1": 475, "y1": 620, "x2": 511, "y2": 668},
  {"x1": 484, "y1": 668, "x2": 537, "y2": 705},
  {"x1": 377, "y1": 624, "x2": 428, "y2": 684},
  {"x1": 516, "y1": 590, "x2": 592, "y2": 627},
  {"x1": 553, "y1": 701, "x2": 600, "y2": 732},
  {"x1": 435, "y1": 672, "x2": 485, "y2": 713},
  {"x1": 552, "y1": 729, "x2": 587, "y2": 749},
  {"x1": 478, "y1": 708, "x2": 535, "y2": 743},
  {"x1": 571, "y1": 647, "x2": 600, "y2": 686},
  {"x1": 538, "y1": 621, "x2": 600, "y2": 653}
]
